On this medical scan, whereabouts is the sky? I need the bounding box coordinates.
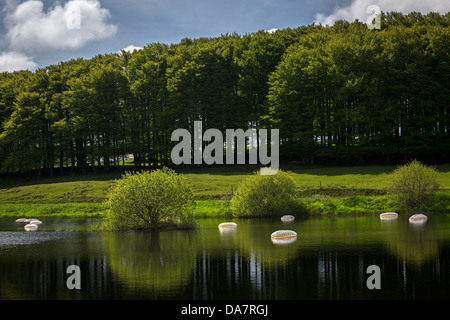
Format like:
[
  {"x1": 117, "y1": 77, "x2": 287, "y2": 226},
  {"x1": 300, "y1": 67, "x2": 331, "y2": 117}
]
[{"x1": 0, "y1": 0, "x2": 449, "y2": 72}]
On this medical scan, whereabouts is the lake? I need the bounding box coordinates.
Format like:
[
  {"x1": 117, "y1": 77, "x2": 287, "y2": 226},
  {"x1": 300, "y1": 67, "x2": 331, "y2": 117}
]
[{"x1": 0, "y1": 214, "x2": 449, "y2": 300}]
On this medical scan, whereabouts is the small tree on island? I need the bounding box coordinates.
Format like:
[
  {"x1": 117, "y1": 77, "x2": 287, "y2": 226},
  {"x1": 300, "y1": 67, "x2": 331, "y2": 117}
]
[
  {"x1": 102, "y1": 168, "x2": 195, "y2": 230},
  {"x1": 388, "y1": 160, "x2": 440, "y2": 211},
  {"x1": 230, "y1": 169, "x2": 304, "y2": 218}
]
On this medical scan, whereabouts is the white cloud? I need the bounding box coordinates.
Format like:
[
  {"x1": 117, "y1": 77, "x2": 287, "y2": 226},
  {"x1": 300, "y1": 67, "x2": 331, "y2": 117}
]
[
  {"x1": 0, "y1": 51, "x2": 38, "y2": 72},
  {"x1": 118, "y1": 45, "x2": 143, "y2": 54},
  {"x1": 5, "y1": 0, "x2": 118, "y2": 52},
  {"x1": 314, "y1": 0, "x2": 450, "y2": 26},
  {"x1": 265, "y1": 28, "x2": 279, "y2": 34},
  {"x1": 0, "y1": 0, "x2": 117, "y2": 72}
]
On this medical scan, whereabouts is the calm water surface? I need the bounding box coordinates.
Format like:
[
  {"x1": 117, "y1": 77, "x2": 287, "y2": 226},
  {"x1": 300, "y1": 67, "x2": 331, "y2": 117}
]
[{"x1": 0, "y1": 214, "x2": 449, "y2": 300}]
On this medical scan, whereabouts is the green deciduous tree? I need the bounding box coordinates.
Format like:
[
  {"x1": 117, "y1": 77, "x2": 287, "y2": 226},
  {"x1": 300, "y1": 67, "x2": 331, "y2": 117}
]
[
  {"x1": 103, "y1": 168, "x2": 195, "y2": 230},
  {"x1": 0, "y1": 12, "x2": 448, "y2": 175},
  {"x1": 388, "y1": 160, "x2": 440, "y2": 210},
  {"x1": 230, "y1": 170, "x2": 303, "y2": 217}
]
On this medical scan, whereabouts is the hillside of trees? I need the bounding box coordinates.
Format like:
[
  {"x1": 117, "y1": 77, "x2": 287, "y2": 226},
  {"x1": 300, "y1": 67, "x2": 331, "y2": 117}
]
[{"x1": 0, "y1": 12, "x2": 449, "y2": 176}]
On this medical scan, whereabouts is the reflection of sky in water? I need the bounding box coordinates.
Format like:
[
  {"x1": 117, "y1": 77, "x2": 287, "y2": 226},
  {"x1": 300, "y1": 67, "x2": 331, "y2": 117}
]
[
  {"x1": 0, "y1": 231, "x2": 80, "y2": 249},
  {"x1": 0, "y1": 218, "x2": 90, "y2": 252}
]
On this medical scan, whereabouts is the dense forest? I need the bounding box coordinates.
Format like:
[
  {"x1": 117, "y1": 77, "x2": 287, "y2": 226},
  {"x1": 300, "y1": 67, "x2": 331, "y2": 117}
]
[{"x1": 0, "y1": 12, "x2": 449, "y2": 176}]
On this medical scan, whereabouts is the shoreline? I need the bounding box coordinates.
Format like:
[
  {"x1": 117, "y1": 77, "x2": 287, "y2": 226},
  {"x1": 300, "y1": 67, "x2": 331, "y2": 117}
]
[{"x1": 1, "y1": 192, "x2": 448, "y2": 219}]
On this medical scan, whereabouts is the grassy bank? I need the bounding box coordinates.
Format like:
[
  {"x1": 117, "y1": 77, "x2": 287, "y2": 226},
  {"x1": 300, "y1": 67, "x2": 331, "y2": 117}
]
[
  {"x1": 0, "y1": 203, "x2": 105, "y2": 218},
  {"x1": 1, "y1": 164, "x2": 449, "y2": 218},
  {"x1": 301, "y1": 191, "x2": 450, "y2": 215}
]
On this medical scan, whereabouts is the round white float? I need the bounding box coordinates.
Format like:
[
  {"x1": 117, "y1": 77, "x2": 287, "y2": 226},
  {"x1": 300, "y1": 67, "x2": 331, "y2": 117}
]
[
  {"x1": 271, "y1": 230, "x2": 297, "y2": 239},
  {"x1": 218, "y1": 222, "x2": 237, "y2": 235},
  {"x1": 380, "y1": 212, "x2": 398, "y2": 220},
  {"x1": 271, "y1": 230, "x2": 297, "y2": 244},
  {"x1": 218, "y1": 222, "x2": 237, "y2": 229},
  {"x1": 281, "y1": 215, "x2": 295, "y2": 222},
  {"x1": 409, "y1": 214, "x2": 427, "y2": 223},
  {"x1": 24, "y1": 224, "x2": 38, "y2": 231}
]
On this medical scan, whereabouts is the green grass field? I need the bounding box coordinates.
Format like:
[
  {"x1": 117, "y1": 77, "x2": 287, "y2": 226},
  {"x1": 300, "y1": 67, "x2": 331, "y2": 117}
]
[{"x1": 1, "y1": 163, "x2": 449, "y2": 217}]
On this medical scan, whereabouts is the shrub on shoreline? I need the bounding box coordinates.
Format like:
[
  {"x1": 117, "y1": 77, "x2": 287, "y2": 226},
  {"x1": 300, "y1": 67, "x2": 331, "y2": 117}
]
[
  {"x1": 102, "y1": 168, "x2": 195, "y2": 230},
  {"x1": 230, "y1": 170, "x2": 305, "y2": 218},
  {"x1": 388, "y1": 160, "x2": 440, "y2": 210}
]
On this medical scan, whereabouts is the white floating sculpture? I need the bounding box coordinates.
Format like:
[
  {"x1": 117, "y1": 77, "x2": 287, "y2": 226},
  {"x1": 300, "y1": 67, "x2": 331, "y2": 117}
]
[
  {"x1": 409, "y1": 214, "x2": 427, "y2": 223},
  {"x1": 218, "y1": 222, "x2": 237, "y2": 234},
  {"x1": 380, "y1": 212, "x2": 398, "y2": 220},
  {"x1": 281, "y1": 215, "x2": 295, "y2": 222},
  {"x1": 271, "y1": 230, "x2": 297, "y2": 244},
  {"x1": 218, "y1": 222, "x2": 237, "y2": 229},
  {"x1": 24, "y1": 224, "x2": 38, "y2": 231}
]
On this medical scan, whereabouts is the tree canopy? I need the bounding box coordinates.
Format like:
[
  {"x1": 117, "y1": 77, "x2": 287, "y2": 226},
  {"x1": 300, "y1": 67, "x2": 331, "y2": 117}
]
[{"x1": 1, "y1": 12, "x2": 449, "y2": 175}]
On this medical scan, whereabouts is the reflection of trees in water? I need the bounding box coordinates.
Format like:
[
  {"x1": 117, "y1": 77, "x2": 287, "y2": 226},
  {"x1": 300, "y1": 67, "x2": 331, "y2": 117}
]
[
  {"x1": 216, "y1": 220, "x2": 301, "y2": 265},
  {"x1": 191, "y1": 249, "x2": 278, "y2": 299},
  {"x1": 0, "y1": 234, "x2": 118, "y2": 299},
  {"x1": 104, "y1": 223, "x2": 300, "y2": 297},
  {"x1": 384, "y1": 219, "x2": 440, "y2": 266},
  {"x1": 1, "y1": 215, "x2": 448, "y2": 299},
  {"x1": 103, "y1": 217, "x2": 450, "y2": 299},
  {"x1": 191, "y1": 248, "x2": 299, "y2": 300},
  {"x1": 104, "y1": 230, "x2": 197, "y2": 294},
  {"x1": 103, "y1": 220, "x2": 304, "y2": 298},
  {"x1": 190, "y1": 249, "x2": 414, "y2": 299}
]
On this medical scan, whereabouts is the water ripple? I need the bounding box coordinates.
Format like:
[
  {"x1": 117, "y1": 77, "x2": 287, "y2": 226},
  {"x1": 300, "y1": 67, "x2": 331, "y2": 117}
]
[{"x1": 0, "y1": 231, "x2": 80, "y2": 248}]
